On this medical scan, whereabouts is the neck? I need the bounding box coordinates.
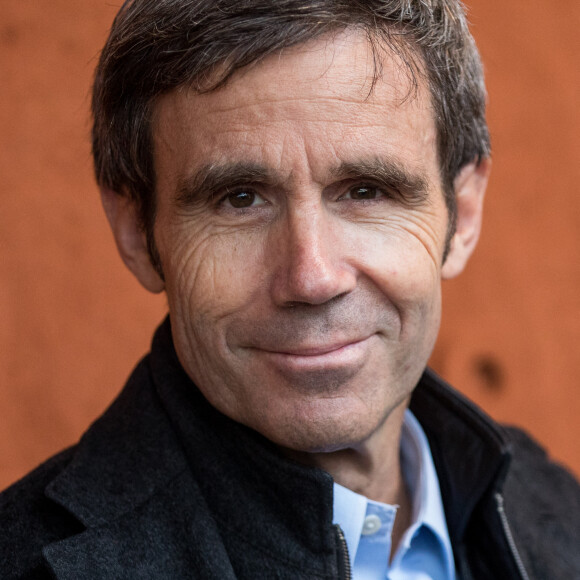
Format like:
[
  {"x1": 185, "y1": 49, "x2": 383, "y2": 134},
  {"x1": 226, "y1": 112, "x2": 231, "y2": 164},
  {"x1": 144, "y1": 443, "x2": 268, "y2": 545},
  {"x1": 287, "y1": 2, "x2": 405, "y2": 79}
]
[{"x1": 285, "y1": 398, "x2": 413, "y2": 555}]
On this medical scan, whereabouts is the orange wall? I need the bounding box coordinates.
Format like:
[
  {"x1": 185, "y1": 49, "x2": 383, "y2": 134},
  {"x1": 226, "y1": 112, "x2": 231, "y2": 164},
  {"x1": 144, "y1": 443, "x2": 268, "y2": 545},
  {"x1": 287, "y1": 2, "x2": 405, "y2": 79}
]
[{"x1": 1, "y1": 0, "x2": 579, "y2": 490}]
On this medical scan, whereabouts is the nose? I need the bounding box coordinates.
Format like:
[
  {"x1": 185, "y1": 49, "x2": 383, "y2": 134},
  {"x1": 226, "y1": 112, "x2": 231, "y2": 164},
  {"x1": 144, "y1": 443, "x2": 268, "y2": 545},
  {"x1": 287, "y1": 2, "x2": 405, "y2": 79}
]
[{"x1": 270, "y1": 202, "x2": 357, "y2": 306}]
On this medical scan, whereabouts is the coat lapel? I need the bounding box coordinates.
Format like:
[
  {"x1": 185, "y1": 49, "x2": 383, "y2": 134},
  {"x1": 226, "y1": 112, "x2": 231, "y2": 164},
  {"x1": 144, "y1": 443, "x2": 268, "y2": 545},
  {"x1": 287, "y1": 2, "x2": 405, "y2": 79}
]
[
  {"x1": 38, "y1": 355, "x2": 237, "y2": 579},
  {"x1": 42, "y1": 468, "x2": 236, "y2": 580}
]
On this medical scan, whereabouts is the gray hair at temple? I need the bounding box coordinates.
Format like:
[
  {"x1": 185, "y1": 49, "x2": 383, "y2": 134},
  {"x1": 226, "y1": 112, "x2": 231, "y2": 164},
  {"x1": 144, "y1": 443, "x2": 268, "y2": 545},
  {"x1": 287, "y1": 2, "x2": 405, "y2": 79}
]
[{"x1": 92, "y1": 0, "x2": 490, "y2": 269}]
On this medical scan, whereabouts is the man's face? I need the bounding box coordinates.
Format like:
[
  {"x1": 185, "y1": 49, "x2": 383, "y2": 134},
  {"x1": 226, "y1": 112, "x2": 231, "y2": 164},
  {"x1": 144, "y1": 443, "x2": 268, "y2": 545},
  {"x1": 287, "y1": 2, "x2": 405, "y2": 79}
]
[{"x1": 149, "y1": 32, "x2": 455, "y2": 452}]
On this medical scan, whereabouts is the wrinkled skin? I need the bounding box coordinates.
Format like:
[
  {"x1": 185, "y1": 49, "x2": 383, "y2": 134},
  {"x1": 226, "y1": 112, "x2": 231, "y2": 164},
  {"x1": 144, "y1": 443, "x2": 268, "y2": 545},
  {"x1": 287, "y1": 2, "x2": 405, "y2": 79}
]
[{"x1": 103, "y1": 31, "x2": 487, "y2": 484}]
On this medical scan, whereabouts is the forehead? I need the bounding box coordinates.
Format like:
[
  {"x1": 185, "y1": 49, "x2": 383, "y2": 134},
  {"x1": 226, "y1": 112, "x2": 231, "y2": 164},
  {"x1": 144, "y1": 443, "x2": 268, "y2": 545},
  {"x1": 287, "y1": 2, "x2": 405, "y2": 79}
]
[{"x1": 153, "y1": 30, "x2": 437, "y2": 185}]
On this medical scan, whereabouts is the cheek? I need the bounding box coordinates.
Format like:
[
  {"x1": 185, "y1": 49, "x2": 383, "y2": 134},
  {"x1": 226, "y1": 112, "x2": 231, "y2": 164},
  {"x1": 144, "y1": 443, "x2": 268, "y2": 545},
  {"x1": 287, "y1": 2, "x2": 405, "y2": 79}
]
[
  {"x1": 158, "y1": 226, "x2": 270, "y2": 403},
  {"x1": 161, "y1": 224, "x2": 268, "y2": 322},
  {"x1": 347, "y1": 221, "x2": 443, "y2": 304},
  {"x1": 343, "y1": 217, "x2": 445, "y2": 355}
]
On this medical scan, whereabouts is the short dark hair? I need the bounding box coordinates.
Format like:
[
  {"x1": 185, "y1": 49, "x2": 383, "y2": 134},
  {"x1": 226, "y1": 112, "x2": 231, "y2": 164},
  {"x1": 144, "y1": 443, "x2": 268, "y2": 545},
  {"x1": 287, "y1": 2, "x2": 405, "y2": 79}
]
[{"x1": 92, "y1": 0, "x2": 490, "y2": 269}]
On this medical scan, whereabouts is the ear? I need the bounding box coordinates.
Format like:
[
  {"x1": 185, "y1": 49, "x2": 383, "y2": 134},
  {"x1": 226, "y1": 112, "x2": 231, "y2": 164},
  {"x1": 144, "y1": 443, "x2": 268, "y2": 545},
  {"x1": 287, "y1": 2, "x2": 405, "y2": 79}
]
[
  {"x1": 100, "y1": 188, "x2": 165, "y2": 293},
  {"x1": 441, "y1": 158, "x2": 491, "y2": 279}
]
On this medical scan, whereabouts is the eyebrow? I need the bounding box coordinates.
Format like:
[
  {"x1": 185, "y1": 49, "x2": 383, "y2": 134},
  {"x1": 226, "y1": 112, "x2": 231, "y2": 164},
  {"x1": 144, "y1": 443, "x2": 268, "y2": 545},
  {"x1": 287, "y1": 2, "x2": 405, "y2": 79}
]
[
  {"x1": 175, "y1": 162, "x2": 275, "y2": 208},
  {"x1": 331, "y1": 158, "x2": 430, "y2": 207},
  {"x1": 175, "y1": 157, "x2": 431, "y2": 208}
]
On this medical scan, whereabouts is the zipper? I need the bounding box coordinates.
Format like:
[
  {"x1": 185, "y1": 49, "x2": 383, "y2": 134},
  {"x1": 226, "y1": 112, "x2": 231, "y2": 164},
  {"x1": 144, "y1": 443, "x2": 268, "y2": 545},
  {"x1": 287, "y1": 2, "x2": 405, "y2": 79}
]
[
  {"x1": 334, "y1": 524, "x2": 352, "y2": 580},
  {"x1": 494, "y1": 493, "x2": 531, "y2": 580},
  {"x1": 455, "y1": 546, "x2": 474, "y2": 580}
]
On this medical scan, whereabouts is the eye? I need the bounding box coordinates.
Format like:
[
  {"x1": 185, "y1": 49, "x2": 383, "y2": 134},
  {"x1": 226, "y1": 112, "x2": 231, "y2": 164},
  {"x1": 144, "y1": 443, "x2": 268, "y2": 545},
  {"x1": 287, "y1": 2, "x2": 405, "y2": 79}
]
[
  {"x1": 343, "y1": 185, "x2": 385, "y2": 201},
  {"x1": 222, "y1": 189, "x2": 265, "y2": 209}
]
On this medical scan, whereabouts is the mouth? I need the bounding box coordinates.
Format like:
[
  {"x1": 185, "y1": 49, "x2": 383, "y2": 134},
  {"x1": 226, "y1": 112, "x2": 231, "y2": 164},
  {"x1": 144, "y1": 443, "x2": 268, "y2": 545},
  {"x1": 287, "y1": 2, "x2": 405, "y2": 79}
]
[
  {"x1": 265, "y1": 338, "x2": 368, "y2": 356},
  {"x1": 253, "y1": 336, "x2": 374, "y2": 373}
]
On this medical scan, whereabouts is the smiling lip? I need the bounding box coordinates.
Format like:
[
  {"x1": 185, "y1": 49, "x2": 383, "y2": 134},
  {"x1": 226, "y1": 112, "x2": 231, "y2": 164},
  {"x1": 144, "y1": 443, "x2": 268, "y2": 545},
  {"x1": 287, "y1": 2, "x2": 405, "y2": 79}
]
[
  {"x1": 265, "y1": 338, "x2": 367, "y2": 357},
  {"x1": 254, "y1": 336, "x2": 374, "y2": 371}
]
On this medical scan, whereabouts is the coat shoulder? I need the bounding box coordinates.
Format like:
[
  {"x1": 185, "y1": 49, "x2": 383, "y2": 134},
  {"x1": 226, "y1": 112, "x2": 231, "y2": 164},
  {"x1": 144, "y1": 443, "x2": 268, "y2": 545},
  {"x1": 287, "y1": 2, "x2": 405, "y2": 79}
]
[
  {"x1": 502, "y1": 426, "x2": 580, "y2": 577},
  {"x1": 0, "y1": 447, "x2": 83, "y2": 579},
  {"x1": 504, "y1": 425, "x2": 580, "y2": 513}
]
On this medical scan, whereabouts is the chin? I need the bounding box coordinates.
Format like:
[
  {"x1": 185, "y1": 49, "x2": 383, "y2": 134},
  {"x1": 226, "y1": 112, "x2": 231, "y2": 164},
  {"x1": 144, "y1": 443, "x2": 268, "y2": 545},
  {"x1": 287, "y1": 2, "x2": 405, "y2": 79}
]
[
  {"x1": 264, "y1": 385, "x2": 414, "y2": 459},
  {"x1": 258, "y1": 400, "x2": 386, "y2": 454}
]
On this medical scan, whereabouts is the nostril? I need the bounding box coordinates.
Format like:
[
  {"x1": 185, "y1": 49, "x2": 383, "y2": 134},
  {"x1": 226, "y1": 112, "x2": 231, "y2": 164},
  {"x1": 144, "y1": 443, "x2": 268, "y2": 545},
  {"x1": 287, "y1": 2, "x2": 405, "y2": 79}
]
[{"x1": 283, "y1": 291, "x2": 350, "y2": 309}]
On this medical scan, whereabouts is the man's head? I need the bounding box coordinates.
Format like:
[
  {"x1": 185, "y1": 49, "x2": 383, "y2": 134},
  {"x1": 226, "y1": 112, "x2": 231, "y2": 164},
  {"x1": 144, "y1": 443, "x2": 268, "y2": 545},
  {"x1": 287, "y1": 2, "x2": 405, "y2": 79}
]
[{"x1": 96, "y1": 0, "x2": 490, "y2": 453}]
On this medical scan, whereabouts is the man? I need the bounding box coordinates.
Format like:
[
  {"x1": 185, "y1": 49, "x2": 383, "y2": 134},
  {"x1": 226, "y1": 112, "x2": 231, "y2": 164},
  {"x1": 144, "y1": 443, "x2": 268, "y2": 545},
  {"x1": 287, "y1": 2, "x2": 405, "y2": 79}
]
[{"x1": 2, "y1": 0, "x2": 579, "y2": 578}]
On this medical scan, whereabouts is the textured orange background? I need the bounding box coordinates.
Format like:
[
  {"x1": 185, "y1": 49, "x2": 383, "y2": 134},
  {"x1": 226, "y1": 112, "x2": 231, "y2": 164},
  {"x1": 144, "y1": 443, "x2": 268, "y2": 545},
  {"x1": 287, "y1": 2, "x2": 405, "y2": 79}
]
[{"x1": 1, "y1": 0, "x2": 579, "y2": 490}]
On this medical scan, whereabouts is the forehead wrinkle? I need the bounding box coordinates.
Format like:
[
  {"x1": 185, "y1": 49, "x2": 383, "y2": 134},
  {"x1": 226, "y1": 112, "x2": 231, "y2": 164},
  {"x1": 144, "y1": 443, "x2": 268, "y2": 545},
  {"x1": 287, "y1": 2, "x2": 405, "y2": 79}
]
[
  {"x1": 186, "y1": 46, "x2": 418, "y2": 122},
  {"x1": 200, "y1": 93, "x2": 412, "y2": 127}
]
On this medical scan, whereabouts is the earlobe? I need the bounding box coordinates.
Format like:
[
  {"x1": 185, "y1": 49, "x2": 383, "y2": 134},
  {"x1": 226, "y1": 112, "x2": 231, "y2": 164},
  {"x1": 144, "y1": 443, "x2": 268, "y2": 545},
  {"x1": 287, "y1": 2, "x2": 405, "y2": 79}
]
[
  {"x1": 441, "y1": 158, "x2": 491, "y2": 280},
  {"x1": 100, "y1": 188, "x2": 165, "y2": 293}
]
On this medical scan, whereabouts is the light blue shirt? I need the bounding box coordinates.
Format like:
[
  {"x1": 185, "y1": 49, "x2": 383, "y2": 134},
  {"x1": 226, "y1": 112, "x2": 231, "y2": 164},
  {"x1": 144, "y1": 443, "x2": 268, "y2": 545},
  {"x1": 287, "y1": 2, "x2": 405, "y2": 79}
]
[{"x1": 333, "y1": 410, "x2": 456, "y2": 580}]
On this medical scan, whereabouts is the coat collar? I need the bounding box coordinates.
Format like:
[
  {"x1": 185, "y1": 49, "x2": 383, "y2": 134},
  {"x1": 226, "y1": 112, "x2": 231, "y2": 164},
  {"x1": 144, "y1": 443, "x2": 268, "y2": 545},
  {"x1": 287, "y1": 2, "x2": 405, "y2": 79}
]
[{"x1": 410, "y1": 369, "x2": 512, "y2": 545}]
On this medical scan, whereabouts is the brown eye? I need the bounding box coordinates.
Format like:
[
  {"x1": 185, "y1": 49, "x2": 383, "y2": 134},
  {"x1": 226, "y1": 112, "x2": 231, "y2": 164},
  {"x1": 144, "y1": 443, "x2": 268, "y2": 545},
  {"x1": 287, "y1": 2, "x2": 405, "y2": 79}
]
[
  {"x1": 348, "y1": 186, "x2": 381, "y2": 200},
  {"x1": 226, "y1": 191, "x2": 256, "y2": 208}
]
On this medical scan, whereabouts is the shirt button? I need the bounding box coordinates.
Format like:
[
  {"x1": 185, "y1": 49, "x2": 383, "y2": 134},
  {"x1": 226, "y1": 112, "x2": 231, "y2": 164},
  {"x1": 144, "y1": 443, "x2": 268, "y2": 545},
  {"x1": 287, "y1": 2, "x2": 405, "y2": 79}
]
[{"x1": 361, "y1": 514, "x2": 382, "y2": 536}]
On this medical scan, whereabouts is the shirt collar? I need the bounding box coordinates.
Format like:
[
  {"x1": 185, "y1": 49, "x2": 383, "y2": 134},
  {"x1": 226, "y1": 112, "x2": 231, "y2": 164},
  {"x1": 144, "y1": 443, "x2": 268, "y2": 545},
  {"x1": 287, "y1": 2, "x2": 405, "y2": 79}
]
[
  {"x1": 332, "y1": 409, "x2": 455, "y2": 576},
  {"x1": 396, "y1": 409, "x2": 455, "y2": 574}
]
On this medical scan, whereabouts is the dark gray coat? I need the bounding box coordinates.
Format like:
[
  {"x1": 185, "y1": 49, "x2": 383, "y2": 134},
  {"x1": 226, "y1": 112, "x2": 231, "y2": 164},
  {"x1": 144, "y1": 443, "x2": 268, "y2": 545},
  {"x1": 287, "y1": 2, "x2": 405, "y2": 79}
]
[{"x1": 2, "y1": 319, "x2": 579, "y2": 579}]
